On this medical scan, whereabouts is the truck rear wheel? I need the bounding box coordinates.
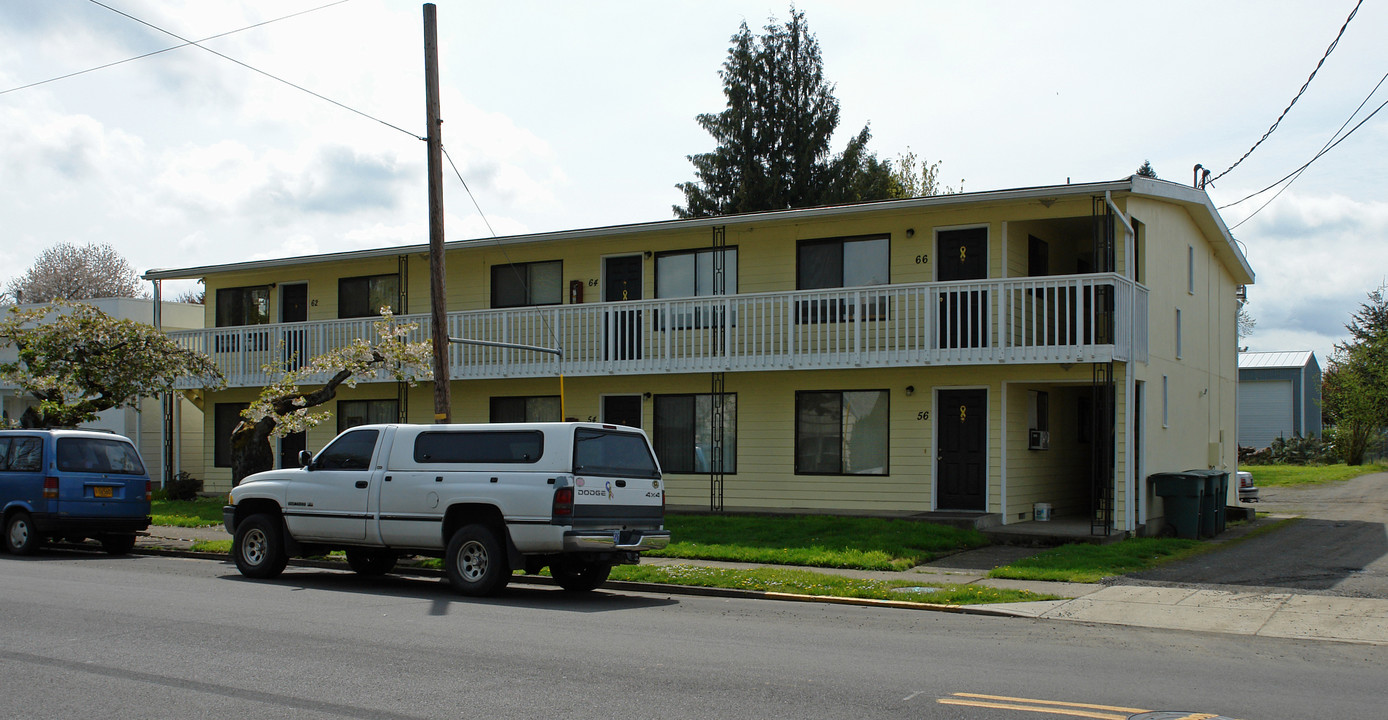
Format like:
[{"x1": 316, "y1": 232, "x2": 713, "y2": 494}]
[
  {"x1": 346, "y1": 548, "x2": 398, "y2": 576},
  {"x1": 445, "y1": 524, "x2": 509, "y2": 596},
  {"x1": 551, "y1": 559, "x2": 612, "y2": 592},
  {"x1": 234, "y1": 514, "x2": 289, "y2": 579}
]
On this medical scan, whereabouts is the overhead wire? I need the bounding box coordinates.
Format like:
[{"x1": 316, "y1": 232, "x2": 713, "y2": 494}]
[
  {"x1": 84, "y1": 0, "x2": 423, "y2": 141},
  {"x1": 1221, "y1": 69, "x2": 1388, "y2": 230},
  {"x1": 1208, "y1": 0, "x2": 1363, "y2": 184},
  {"x1": 1, "y1": 0, "x2": 351, "y2": 96}
]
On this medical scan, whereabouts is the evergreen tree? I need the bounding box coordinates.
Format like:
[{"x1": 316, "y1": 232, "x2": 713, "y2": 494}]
[
  {"x1": 1323, "y1": 285, "x2": 1388, "y2": 464},
  {"x1": 675, "y1": 8, "x2": 892, "y2": 218},
  {"x1": 1136, "y1": 160, "x2": 1158, "y2": 179}
]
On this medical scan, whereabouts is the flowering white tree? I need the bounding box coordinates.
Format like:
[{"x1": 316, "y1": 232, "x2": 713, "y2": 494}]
[
  {"x1": 0, "y1": 301, "x2": 224, "y2": 428},
  {"x1": 230, "y1": 310, "x2": 433, "y2": 484}
]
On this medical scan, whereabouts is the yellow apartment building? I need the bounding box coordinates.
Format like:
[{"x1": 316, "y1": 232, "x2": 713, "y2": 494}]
[{"x1": 144, "y1": 176, "x2": 1253, "y2": 537}]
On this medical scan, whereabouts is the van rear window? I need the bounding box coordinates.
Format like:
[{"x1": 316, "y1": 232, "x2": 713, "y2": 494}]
[
  {"x1": 56, "y1": 438, "x2": 145, "y2": 475},
  {"x1": 573, "y1": 428, "x2": 660, "y2": 479},
  {"x1": 414, "y1": 431, "x2": 544, "y2": 464}
]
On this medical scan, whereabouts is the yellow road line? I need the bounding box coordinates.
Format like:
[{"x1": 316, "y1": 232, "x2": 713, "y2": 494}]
[
  {"x1": 952, "y1": 693, "x2": 1149, "y2": 714},
  {"x1": 937, "y1": 698, "x2": 1129, "y2": 719}
]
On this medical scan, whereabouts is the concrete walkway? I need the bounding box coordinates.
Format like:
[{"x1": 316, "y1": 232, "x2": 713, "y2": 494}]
[{"x1": 135, "y1": 520, "x2": 1388, "y2": 647}]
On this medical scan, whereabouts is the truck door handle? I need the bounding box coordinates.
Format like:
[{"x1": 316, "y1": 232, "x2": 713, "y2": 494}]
[
  {"x1": 355, "y1": 480, "x2": 369, "y2": 489},
  {"x1": 615, "y1": 480, "x2": 626, "y2": 488}
]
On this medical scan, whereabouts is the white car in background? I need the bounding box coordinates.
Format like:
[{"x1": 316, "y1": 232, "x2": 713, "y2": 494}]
[{"x1": 1237, "y1": 470, "x2": 1258, "y2": 502}]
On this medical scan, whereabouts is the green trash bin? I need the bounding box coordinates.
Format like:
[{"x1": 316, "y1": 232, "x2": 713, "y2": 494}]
[
  {"x1": 1150, "y1": 472, "x2": 1204, "y2": 539},
  {"x1": 1185, "y1": 469, "x2": 1229, "y2": 537}
]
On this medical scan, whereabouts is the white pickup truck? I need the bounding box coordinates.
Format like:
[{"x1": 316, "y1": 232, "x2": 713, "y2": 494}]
[{"x1": 223, "y1": 422, "x2": 670, "y2": 596}]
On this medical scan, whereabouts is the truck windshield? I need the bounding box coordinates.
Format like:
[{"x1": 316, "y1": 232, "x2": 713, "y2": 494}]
[
  {"x1": 56, "y1": 438, "x2": 145, "y2": 475},
  {"x1": 573, "y1": 428, "x2": 660, "y2": 479}
]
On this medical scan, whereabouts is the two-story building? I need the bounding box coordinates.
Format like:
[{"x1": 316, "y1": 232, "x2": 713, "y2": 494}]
[{"x1": 144, "y1": 176, "x2": 1252, "y2": 536}]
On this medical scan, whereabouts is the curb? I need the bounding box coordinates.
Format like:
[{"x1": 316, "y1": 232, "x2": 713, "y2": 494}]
[{"x1": 130, "y1": 545, "x2": 1019, "y2": 615}]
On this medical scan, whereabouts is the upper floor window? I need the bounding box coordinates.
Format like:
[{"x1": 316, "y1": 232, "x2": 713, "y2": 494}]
[
  {"x1": 1187, "y1": 245, "x2": 1195, "y2": 295},
  {"x1": 492, "y1": 260, "x2": 562, "y2": 308},
  {"x1": 797, "y1": 235, "x2": 889, "y2": 289},
  {"x1": 215, "y1": 286, "x2": 269, "y2": 327},
  {"x1": 339, "y1": 274, "x2": 399, "y2": 319},
  {"x1": 656, "y1": 248, "x2": 737, "y2": 298}
]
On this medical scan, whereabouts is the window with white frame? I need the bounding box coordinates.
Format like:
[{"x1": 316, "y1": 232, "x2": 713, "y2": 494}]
[
  {"x1": 1187, "y1": 245, "x2": 1195, "y2": 295},
  {"x1": 491, "y1": 260, "x2": 563, "y2": 308},
  {"x1": 795, "y1": 390, "x2": 889, "y2": 475},
  {"x1": 337, "y1": 399, "x2": 399, "y2": 432},
  {"x1": 1162, "y1": 375, "x2": 1169, "y2": 428},
  {"x1": 1175, "y1": 309, "x2": 1183, "y2": 359},
  {"x1": 338, "y1": 273, "x2": 399, "y2": 319},
  {"x1": 652, "y1": 393, "x2": 736, "y2": 473},
  {"x1": 656, "y1": 248, "x2": 738, "y2": 328}
]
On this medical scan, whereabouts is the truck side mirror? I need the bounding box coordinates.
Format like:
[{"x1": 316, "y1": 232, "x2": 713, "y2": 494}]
[{"x1": 299, "y1": 449, "x2": 314, "y2": 470}]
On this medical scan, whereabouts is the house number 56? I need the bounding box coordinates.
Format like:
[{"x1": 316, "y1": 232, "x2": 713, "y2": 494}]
[{"x1": 916, "y1": 411, "x2": 930, "y2": 421}]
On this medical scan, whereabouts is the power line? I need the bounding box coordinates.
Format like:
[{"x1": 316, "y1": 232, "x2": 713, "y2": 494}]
[
  {"x1": 1221, "y1": 69, "x2": 1388, "y2": 228},
  {"x1": 1, "y1": 1, "x2": 351, "y2": 96},
  {"x1": 85, "y1": 0, "x2": 423, "y2": 141},
  {"x1": 441, "y1": 146, "x2": 498, "y2": 238},
  {"x1": 1209, "y1": 0, "x2": 1362, "y2": 184}
]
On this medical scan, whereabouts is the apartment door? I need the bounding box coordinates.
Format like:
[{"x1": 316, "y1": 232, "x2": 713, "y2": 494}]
[
  {"x1": 281, "y1": 283, "x2": 308, "y2": 370},
  {"x1": 936, "y1": 389, "x2": 987, "y2": 511},
  {"x1": 937, "y1": 228, "x2": 988, "y2": 348},
  {"x1": 279, "y1": 432, "x2": 306, "y2": 469},
  {"x1": 604, "y1": 255, "x2": 643, "y2": 361}
]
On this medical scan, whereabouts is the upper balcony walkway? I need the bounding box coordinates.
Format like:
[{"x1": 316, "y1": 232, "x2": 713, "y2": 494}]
[{"x1": 167, "y1": 273, "x2": 1149, "y2": 388}]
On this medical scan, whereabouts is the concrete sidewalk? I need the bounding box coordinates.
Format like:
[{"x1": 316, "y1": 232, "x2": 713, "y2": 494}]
[{"x1": 135, "y1": 523, "x2": 1388, "y2": 646}]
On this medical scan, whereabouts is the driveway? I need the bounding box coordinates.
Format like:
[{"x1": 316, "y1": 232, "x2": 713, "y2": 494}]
[{"x1": 1121, "y1": 471, "x2": 1388, "y2": 598}]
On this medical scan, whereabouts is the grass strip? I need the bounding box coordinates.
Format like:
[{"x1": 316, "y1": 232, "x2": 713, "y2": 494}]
[
  {"x1": 1245, "y1": 462, "x2": 1388, "y2": 487},
  {"x1": 988, "y1": 537, "x2": 1203, "y2": 583},
  {"x1": 611, "y1": 564, "x2": 1057, "y2": 605},
  {"x1": 651, "y1": 514, "x2": 989, "y2": 571}
]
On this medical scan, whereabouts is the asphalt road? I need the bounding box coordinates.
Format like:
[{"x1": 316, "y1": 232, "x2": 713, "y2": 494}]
[
  {"x1": 3, "y1": 552, "x2": 1387, "y2": 719},
  {"x1": 1125, "y1": 472, "x2": 1388, "y2": 597}
]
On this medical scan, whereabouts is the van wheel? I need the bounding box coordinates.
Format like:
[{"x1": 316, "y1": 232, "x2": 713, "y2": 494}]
[
  {"x1": 346, "y1": 548, "x2": 398, "y2": 576},
  {"x1": 234, "y1": 514, "x2": 289, "y2": 579},
  {"x1": 551, "y1": 559, "x2": 612, "y2": 592},
  {"x1": 100, "y1": 534, "x2": 136, "y2": 555},
  {"x1": 5, "y1": 512, "x2": 41, "y2": 556},
  {"x1": 445, "y1": 524, "x2": 509, "y2": 596}
]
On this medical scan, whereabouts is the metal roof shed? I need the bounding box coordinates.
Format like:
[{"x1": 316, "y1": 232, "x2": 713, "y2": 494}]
[{"x1": 1237, "y1": 351, "x2": 1321, "y2": 450}]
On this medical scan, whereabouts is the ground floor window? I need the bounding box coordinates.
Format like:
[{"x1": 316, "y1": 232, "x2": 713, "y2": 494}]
[
  {"x1": 653, "y1": 394, "x2": 736, "y2": 473},
  {"x1": 214, "y1": 402, "x2": 249, "y2": 468},
  {"x1": 489, "y1": 395, "x2": 561, "y2": 423},
  {"x1": 337, "y1": 399, "x2": 399, "y2": 433},
  {"x1": 795, "y1": 390, "x2": 889, "y2": 475}
]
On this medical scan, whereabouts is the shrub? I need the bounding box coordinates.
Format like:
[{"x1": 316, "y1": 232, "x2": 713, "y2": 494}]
[
  {"x1": 164, "y1": 471, "x2": 203, "y2": 501},
  {"x1": 1242, "y1": 434, "x2": 1338, "y2": 465}
]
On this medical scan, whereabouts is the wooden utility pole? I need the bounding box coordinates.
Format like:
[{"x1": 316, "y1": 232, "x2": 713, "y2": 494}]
[{"x1": 423, "y1": 3, "x2": 451, "y2": 423}]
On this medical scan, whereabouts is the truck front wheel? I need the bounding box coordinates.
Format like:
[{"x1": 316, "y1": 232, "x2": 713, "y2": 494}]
[
  {"x1": 551, "y1": 559, "x2": 612, "y2": 592},
  {"x1": 445, "y1": 524, "x2": 509, "y2": 596},
  {"x1": 234, "y1": 514, "x2": 289, "y2": 579}
]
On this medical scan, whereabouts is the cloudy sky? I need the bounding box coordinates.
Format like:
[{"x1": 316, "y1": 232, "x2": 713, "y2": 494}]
[{"x1": 2, "y1": 0, "x2": 1385, "y2": 364}]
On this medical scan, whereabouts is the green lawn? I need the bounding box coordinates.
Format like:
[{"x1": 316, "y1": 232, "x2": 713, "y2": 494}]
[
  {"x1": 1245, "y1": 462, "x2": 1388, "y2": 487},
  {"x1": 151, "y1": 497, "x2": 225, "y2": 528},
  {"x1": 987, "y1": 537, "x2": 1203, "y2": 583},
  {"x1": 650, "y1": 513, "x2": 990, "y2": 571}
]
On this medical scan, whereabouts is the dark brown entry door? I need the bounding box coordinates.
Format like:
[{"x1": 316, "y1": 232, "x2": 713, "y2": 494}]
[
  {"x1": 602, "y1": 395, "x2": 642, "y2": 429},
  {"x1": 279, "y1": 432, "x2": 306, "y2": 469},
  {"x1": 937, "y1": 389, "x2": 987, "y2": 511},
  {"x1": 937, "y1": 228, "x2": 988, "y2": 348},
  {"x1": 281, "y1": 283, "x2": 308, "y2": 369},
  {"x1": 604, "y1": 256, "x2": 643, "y2": 361}
]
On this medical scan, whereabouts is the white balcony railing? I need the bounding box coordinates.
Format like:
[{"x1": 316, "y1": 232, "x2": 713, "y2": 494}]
[{"x1": 168, "y1": 274, "x2": 1149, "y2": 388}]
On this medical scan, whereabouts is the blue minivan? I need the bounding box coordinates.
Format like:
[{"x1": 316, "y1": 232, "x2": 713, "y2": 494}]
[{"x1": 0, "y1": 429, "x2": 151, "y2": 555}]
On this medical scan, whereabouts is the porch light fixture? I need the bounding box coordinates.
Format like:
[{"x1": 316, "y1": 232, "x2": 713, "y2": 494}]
[
  {"x1": 905, "y1": 228, "x2": 915, "y2": 238},
  {"x1": 904, "y1": 385, "x2": 915, "y2": 396},
  {"x1": 643, "y1": 392, "x2": 652, "y2": 400}
]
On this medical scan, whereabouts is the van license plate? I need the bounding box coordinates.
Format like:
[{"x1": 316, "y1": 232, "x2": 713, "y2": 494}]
[{"x1": 94, "y1": 487, "x2": 113, "y2": 498}]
